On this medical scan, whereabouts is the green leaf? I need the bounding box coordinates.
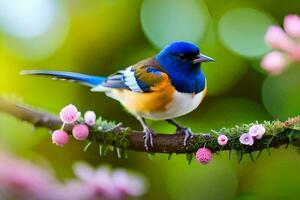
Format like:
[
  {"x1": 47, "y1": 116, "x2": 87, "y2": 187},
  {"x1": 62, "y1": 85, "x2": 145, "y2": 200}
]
[
  {"x1": 266, "y1": 136, "x2": 274, "y2": 156},
  {"x1": 168, "y1": 153, "x2": 173, "y2": 160},
  {"x1": 116, "y1": 148, "x2": 121, "y2": 159},
  {"x1": 228, "y1": 149, "x2": 232, "y2": 160},
  {"x1": 256, "y1": 150, "x2": 263, "y2": 160},
  {"x1": 294, "y1": 122, "x2": 300, "y2": 130},
  {"x1": 96, "y1": 118, "x2": 119, "y2": 132},
  {"x1": 249, "y1": 152, "x2": 255, "y2": 163},
  {"x1": 266, "y1": 147, "x2": 272, "y2": 156},
  {"x1": 288, "y1": 129, "x2": 295, "y2": 142},
  {"x1": 147, "y1": 152, "x2": 155, "y2": 160},
  {"x1": 99, "y1": 145, "x2": 103, "y2": 157},
  {"x1": 186, "y1": 153, "x2": 193, "y2": 165},
  {"x1": 236, "y1": 149, "x2": 243, "y2": 163},
  {"x1": 83, "y1": 142, "x2": 92, "y2": 152}
]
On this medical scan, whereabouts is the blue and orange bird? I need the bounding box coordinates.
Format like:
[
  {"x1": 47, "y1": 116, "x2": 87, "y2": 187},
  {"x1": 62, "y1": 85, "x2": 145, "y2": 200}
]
[{"x1": 22, "y1": 41, "x2": 214, "y2": 150}]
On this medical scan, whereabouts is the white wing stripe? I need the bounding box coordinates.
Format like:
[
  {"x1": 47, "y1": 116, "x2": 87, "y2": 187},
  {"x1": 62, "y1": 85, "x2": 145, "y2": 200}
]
[{"x1": 123, "y1": 66, "x2": 143, "y2": 92}]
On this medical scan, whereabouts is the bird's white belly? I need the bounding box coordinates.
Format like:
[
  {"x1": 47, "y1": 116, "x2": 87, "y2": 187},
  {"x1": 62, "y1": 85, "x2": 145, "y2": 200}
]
[{"x1": 141, "y1": 91, "x2": 205, "y2": 120}]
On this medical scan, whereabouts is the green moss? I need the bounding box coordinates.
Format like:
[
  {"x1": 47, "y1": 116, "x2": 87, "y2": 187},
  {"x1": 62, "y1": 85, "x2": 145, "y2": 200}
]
[
  {"x1": 185, "y1": 120, "x2": 300, "y2": 162},
  {"x1": 85, "y1": 117, "x2": 300, "y2": 163}
]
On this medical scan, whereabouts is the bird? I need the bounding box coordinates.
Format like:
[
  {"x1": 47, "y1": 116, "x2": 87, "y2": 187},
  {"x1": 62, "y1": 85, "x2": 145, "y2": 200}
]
[{"x1": 21, "y1": 41, "x2": 214, "y2": 150}]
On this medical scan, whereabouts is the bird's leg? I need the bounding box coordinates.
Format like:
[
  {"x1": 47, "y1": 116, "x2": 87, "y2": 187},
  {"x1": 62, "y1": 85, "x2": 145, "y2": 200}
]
[
  {"x1": 136, "y1": 117, "x2": 155, "y2": 150},
  {"x1": 166, "y1": 119, "x2": 192, "y2": 146}
]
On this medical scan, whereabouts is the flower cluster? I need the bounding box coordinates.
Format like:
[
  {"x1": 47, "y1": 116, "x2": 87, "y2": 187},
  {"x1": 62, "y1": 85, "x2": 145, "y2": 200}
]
[
  {"x1": 0, "y1": 150, "x2": 146, "y2": 200},
  {"x1": 239, "y1": 124, "x2": 266, "y2": 146},
  {"x1": 262, "y1": 14, "x2": 300, "y2": 75},
  {"x1": 0, "y1": 151, "x2": 59, "y2": 200},
  {"x1": 52, "y1": 104, "x2": 96, "y2": 146},
  {"x1": 195, "y1": 124, "x2": 266, "y2": 164},
  {"x1": 69, "y1": 162, "x2": 147, "y2": 200}
]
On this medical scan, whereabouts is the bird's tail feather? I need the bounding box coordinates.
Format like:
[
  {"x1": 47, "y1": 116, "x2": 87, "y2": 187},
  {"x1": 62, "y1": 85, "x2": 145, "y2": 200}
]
[{"x1": 21, "y1": 70, "x2": 106, "y2": 87}]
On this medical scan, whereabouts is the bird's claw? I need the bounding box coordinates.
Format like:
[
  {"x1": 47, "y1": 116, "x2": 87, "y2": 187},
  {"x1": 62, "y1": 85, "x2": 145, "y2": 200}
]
[
  {"x1": 176, "y1": 127, "x2": 193, "y2": 146},
  {"x1": 143, "y1": 127, "x2": 155, "y2": 150}
]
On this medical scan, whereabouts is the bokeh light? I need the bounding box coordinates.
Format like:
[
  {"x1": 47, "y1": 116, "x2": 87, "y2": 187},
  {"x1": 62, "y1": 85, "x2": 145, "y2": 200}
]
[
  {"x1": 0, "y1": 113, "x2": 47, "y2": 151},
  {"x1": 234, "y1": 193, "x2": 263, "y2": 200},
  {"x1": 0, "y1": 0, "x2": 56, "y2": 39},
  {"x1": 0, "y1": 0, "x2": 69, "y2": 60},
  {"x1": 166, "y1": 157, "x2": 238, "y2": 200},
  {"x1": 262, "y1": 67, "x2": 300, "y2": 120},
  {"x1": 218, "y1": 7, "x2": 274, "y2": 58},
  {"x1": 141, "y1": 0, "x2": 210, "y2": 49},
  {"x1": 202, "y1": 45, "x2": 248, "y2": 95},
  {"x1": 238, "y1": 150, "x2": 300, "y2": 200}
]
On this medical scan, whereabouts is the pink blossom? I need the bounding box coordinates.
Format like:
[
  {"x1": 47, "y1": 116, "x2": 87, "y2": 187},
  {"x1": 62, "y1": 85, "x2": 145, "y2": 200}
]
[
  {"x1": 0, "y1": 152, "x2": 60, "y2": 200},
  {"x1": 284, "y1": 15, "x2": 300, "y2": 38},
  {"x1": 56, "y1": 181, "x2": 95, "y2": 200},
  {"x1": 195, "y1": 148, "x2": 212, "y2": 164},
  {"x1": 84, "y1": 111, "x2": 96, "y2": 126},
  {"x1": 249, "y1": 124, "x2": 265, "y2": 139},
  {"x1": 72, "y1": 124, "x2": 89, "y2": 140},
  {"x1": 265, "y1": 26, "x2": 294, "y2": 51},
  {"x1": 262, "y1": 15, "x2": 300, "y2": 75},
  {"x1": 59, "y1": 104, "x2": 80, "y2": 124},
  {"x1": 72, "y1": 162, "x2": 146, "y2": 199},
  {"x1": 52, "y1": 130, "x2": 69, "y2": 146},
  {"x1": 0, "y1": 151, "x2": 147, "y2": 200},
  {"x1": 239, "y1": 133, "x2": 254, "y2": 146},
  {"x1": 73, "y1": 163, "x2": 121, "y2": 199},
  {"x1": 112, "y1": 170, "x2": 147, "y2": 197},
  {"x1": 217, "y1": 134, "x2": 228, "y2": 146},
  {"x1": 261, "y1": 51, "x2": 288, "y2": 75}
]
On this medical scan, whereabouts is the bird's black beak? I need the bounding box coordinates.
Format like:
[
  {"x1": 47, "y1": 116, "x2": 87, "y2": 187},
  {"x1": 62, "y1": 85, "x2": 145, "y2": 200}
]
[{"x1": 193, "y1": 54, "x2": 215, "y2": 64}]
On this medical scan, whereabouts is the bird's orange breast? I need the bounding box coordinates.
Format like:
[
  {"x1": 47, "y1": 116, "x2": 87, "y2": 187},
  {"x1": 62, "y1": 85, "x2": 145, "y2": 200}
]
[{"x1": 109, "y1": 81, "x2": 175, "y2": 115}]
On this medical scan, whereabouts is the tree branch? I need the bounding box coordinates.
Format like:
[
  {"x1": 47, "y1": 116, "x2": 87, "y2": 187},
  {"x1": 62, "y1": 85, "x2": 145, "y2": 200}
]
[{"x1": 1, "y1": 97, "x2": 300, "y2": 156}]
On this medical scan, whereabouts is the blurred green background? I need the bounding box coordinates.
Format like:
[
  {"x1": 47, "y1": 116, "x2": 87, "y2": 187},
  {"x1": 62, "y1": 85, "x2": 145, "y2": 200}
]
[{"x1": 0, "y1": 0, "x2": 300, "y2": 199}]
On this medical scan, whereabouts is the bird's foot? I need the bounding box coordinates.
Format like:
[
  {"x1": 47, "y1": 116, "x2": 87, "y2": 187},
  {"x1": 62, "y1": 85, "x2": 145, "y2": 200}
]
[
  {"x1": 143, "y1": 127, "x2": 155, "y2": 151},
  {"x1": 176, "y1": 127, "x2": 193, "y2": 146}
]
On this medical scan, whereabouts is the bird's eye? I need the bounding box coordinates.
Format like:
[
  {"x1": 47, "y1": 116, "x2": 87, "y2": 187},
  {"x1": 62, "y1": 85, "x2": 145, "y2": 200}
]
[{"x1": 179, "y1": 53, "x2": 185, "y2": 59}]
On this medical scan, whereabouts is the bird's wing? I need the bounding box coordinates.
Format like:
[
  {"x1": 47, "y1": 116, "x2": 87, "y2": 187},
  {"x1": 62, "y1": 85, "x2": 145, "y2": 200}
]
[{"x1": 93, "y1": 57, "x2": 170, "y2": 92}]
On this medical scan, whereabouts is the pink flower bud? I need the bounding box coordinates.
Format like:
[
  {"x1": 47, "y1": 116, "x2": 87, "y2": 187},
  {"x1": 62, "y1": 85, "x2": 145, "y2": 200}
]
[
  {"x1": 284, "y1": 15, "x2": 300, "y2": 38},
  {"x1": 72, "y1": 124, "x2": 89, "y2": 140},
  {"x1": 52, "y1": 130, "x2": 69, "y2": 146},
  {"x1": 265, "y1": 26, "x2": 294, "y2": 51},
  {"x1": 60, "y1": 104, "x2": 80, "y2": 124},
  {"x1": 249, "y1": 124, "x2": 265, "y2": 139},
  {"x1": 217, "y1": 134, "x2": 228, "y2": 146},
  {"x1": 84, "y1": 111, "x2": 96, "y2": 126},
  {"x1": 195, "y1": 147, "x2": 212, "y2": 164},
  {"x1": 239, "y1": 133, "x2": 254, "y2": 146},
  {"x1": 261, "y1": 51, "x2": 287, "y2": 75}
]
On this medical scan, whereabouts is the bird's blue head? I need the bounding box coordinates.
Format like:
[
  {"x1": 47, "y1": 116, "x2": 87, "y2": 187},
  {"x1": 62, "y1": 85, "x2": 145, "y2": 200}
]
[
  {"x1": 156, "y1": 41, "x2": 214, "y2": 75},
  {"x1": 156, "y1": 41, "x2": 214, "y2": 93}
]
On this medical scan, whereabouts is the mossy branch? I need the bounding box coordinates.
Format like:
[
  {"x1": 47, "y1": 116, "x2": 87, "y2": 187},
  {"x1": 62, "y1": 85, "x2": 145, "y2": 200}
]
[{"x1": 1, "y1": 97, "x2": 300, "y2": 155}]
